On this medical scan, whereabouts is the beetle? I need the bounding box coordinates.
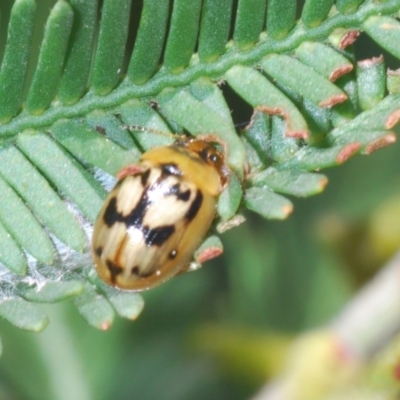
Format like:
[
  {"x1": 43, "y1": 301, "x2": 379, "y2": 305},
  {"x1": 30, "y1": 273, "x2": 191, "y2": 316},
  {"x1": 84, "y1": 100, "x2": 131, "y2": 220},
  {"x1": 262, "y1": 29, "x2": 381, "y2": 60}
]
[{"x1": 91, "y1": 137, "x2": 229, "y2": 291}]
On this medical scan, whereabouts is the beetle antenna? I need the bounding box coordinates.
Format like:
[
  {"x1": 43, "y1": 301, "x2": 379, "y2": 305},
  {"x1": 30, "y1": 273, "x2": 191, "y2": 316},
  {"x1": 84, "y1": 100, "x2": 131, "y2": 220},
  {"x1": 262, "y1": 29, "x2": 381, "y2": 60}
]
[{"x1": 122, "y1": 124, "x2": 179, "y2": 140}]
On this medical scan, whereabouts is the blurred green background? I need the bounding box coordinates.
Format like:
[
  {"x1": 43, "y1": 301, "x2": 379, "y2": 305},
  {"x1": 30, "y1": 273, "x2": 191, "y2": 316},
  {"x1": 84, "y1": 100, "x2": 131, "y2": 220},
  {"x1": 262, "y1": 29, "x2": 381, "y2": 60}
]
[{"x1": 0, "y1": 0, "x2": 400, "y2": 399}]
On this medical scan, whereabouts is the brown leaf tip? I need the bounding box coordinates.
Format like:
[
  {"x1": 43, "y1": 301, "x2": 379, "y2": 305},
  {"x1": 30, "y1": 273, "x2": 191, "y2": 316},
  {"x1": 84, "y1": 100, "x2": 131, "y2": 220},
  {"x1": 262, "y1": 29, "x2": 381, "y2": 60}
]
[
  {"x1": 282, "y1": 204, "x2": 293, "y2": 217},
  {"x1": 339, "y1": 30, "x2": 360, "y2": 49},
  {"x1": 286, "y1": 129, "x2": 309, "y2": 140},
  {"x1": 385, "y1": 109, "x2": 400, "y2": 129},
  {"x1": 256, "y1": 106, "x2": 310, "y2": 140},
  {"x1": 320, "y1": 176, "x2": 329, "y2": 190},
  {"x1": 256, "y1": 105, "x2": 286, "y2": 118},
  {"x1": 336, "y1": 142, "x2": 361, "y2": 164},
  {"x1": 387, "y1": 68, "x2": 400, "y2": 77},
  {"x1": 195, "y1": 247, "x2": 223, "y2": 263},
  {"x1": 364, "y1": 133, "x2": 396, "y2": 154},
  {"x1": 329, "y1": 64, "x2": 353, "y2": 82},
  {"x1": 357, "y1": 55, "x2": 384, "y2": 68},
  {"x1": 319, "y1": 94, "x2": 348, "y2": 108},
  {"x1": 217, "y1": 214, "x2": 246, "y2": 233},
  {"x1": 100, "y1": 321, "x2": 111, "y2": 331}
]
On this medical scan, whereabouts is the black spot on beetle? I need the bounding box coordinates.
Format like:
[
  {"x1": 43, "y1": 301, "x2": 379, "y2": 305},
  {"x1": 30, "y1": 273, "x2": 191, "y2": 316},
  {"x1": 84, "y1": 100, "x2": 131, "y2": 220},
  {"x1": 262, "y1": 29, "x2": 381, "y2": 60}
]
[
  {"x1": 185, "y1": 190, "x2": 203, "y2": 222},
  {"x1": 124, "y1": 196, "x2": 148, "y2": 227},
  {"x1": 169, "y1": 183, "x2": 191, "y2": 202},
  {"x1": 95, "y1": 247, "x2": 103, "y2": 257},
  {"x1": 102, "y1": 178, "x2": 190, "y2": 248},
  {"x1": 106, "y1": 259, "x2": 123, "y2": 284},
  {"x1": 132, "y1": 265, "x2": 157, "y2": 278},
  {"x1": 105, "y1": 191, "x2": 148, "y2": 228},
  {"x1": 140, "y1": 169, "x2": 151, "y2": 187},
  {"x1": 140, "y1": 268, "x2": 157, "y2": 278},
  {"x1": 144, "y1": 225, "x2": 175, "y2": 246},
  {"x1": 131, "y1": 266, "x2": 140, "y2": 276},
  {"x1": 103, "y1": 197, "x2": 120, "y2": 227},
  {"x1": 177, "y1": 189, "x2": 191, "y2": 202}
]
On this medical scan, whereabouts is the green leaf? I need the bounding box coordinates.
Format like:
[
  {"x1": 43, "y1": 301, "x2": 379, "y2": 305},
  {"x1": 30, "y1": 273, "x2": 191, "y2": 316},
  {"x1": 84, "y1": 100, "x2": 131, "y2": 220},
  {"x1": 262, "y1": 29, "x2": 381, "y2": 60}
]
[
  {"x1": 163, "y1": 0, "x2": 203, "y2": 73},
  {"x1": 194, "y1": 235, "x2": 224, "y2": 263},
  {"x1": 0, "y1": 144, "x2": 86, "y2": 252},
  {"x1": 0, "y1": 220, "x2": 26, "y2": 275},
  {"x1": 198, "y1": 0, "x2": 233, "y2": 62},
  {"x1": 0, "y1": 0, "x2": 36, "y2": 122},
  {"x1": 364, "y1": 16, "x2": 400, "y2": 60},
  {"x1": 0, "y1": 174, "x2": 55, "y2": 264},
  {"x1": 387, "y1": 69, "x2": 400, "y2": 94},
  {"x1": 22, "y1": 281, "x2": 85, "y2": 303},
  {"x1": 301, "y1": 0, "x2": 334, "y2": 28},
  {"x1": 91, "y1": 0, "x2": 132, "y2": 95},
  {"x1": 357, "y1": 56, "x2": 386, "y2": 110},
  {"x1": 128, "y1": 0, "x2": 170, "y2": 84},
  {"x1": 337, "y1": 0, "x2": 365, "y2": 14},
  {"x1": 217, "y1": 173, "x2": 243, "y2": 221},
  {"x1": 234, "y1": 0, "x2": 267, "y2": 49},
  {"x1": 119, "y1": 99, "x2": 174, "y2": 151},
  {"x1": 261, "y1": 55, "x2": 348, "y2": 108},
  {"x1": 251, "y1": 168, "x2": 328, "y2": 197},
  {"x1": 0, "y1": 298, "x2": 49, "y2": 332},
  {"x1": 86, "y1": 110, "x2": 140, "y2": 150},
  {"x1": 88, "y1": 271, "x2": 144, "y2": 320},
  {"x1": 158, "y1": 84, "x2": 246, "y2": 173},
  {"x1": 330, "y1": 94, "x2": 400, "y2": 144},
  {"x1": 295, "y1": 42, "x2": 353, "y2": 82},
  {"x1": 17, "y1": 130, "x2": 106, "y2": 223},
  {"x1": 72, "y1": 284, "x2": 115, "y2": 330},
  {"x1": 225, "y1": 66, "x2": 309, "y2": 139},
  {"x1": 26, "y1": 1, "x2": 73, "y2": 114},
  {"x1": 279, "y1": 143, "x2": 361, "y2": 170},
  {"x1": 58, "y1": 0, "x2": 98, "y2": 104},
  {"x1": 244, "y1": 187, "x2": 293, "y2": 219},
  {"x1": 266, "y1": 0, "x2": 296, "y2": 39},
  {"x1": 51, "y1": 120, "x2": 138, "y2": 175}
]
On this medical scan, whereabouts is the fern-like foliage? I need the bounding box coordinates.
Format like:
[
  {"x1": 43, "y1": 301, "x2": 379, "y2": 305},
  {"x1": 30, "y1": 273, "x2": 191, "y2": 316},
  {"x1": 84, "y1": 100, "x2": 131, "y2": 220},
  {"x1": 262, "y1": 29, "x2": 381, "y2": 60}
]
[{"x1": 0, "y1": 0, "x2": 398, "y2": 340}]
